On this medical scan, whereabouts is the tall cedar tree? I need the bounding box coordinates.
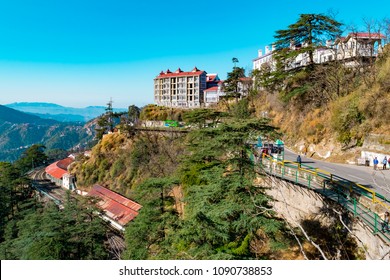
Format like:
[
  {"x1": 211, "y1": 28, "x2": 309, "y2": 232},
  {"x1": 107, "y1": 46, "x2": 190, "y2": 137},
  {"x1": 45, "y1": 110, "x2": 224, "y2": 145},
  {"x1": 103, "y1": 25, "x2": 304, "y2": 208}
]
[
  {"x1": 0, "y1": 162, "x2": 31, "y2": 242},
  {"x1": 176, "y1": 118, "x2": 286, "y2": 259},
  {"x1": 274, "y1": 13, "x2": 342, "y2": 69},
  {"x1": 15, "y1": 144, "x2": 48, "y2": 174},
  {"x1": 123, "y1": 118, "x2": 288, "y2": 260},
  {"x1": 123, "y1": 178, "x2": 179, "y2": 259},
  {"x1": 223, "y1": 67, "x2": 246, "y2": 104},
  {"x1": 1, "y1": 195, "x2": 110, "y2": 260},
  {"x1": 266, "y1": 14, "x2": 342, "y2": 103}
]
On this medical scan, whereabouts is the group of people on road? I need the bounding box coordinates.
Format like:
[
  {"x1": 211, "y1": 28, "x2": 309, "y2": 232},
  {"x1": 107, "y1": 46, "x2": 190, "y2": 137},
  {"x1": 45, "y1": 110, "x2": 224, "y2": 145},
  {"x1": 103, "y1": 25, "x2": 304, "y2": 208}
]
[{"x1": 373, "y1": 156, "x2": 390, "y2": 170}]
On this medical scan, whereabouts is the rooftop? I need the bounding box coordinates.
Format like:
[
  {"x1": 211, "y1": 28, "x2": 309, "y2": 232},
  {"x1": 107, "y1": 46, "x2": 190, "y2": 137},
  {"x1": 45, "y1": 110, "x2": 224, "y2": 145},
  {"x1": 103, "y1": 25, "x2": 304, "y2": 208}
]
[
  {"x1": 45, "y1": 157, "x2": 74, "y2": 180},
  {"x1": 88, "y1": 185, "x2": 142, "y2": 226},
  {"x1": 155, "y1": 67, "x2": 205, "y2": 79}
]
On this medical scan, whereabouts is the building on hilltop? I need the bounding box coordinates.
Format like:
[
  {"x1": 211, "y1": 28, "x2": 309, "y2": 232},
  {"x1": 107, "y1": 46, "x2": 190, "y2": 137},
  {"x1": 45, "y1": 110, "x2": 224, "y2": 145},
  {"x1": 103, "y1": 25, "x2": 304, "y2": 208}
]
[
  {"x1": 154, "y1": 68, "x2": 253, "y2": 108},
  {"x1": 253, "y1": 32, "x2": 386, "y2": 72},
  {"x1": 154, "y1": 67, "x2": 207, "y2": 108}
]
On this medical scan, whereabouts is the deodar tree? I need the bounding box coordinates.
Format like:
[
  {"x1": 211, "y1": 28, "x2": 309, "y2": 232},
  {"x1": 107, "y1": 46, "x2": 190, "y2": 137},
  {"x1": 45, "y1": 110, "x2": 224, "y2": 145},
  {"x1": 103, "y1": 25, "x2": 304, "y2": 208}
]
[
  {"x1": 274, "y1": 13, "x2": 342, "y2": 69},
  {"x1": 175, "y1": 118, "x2": 286, "y2": 259},
  {"x1": 270, "y1": 14, "x2": 342, "y2": 104}
]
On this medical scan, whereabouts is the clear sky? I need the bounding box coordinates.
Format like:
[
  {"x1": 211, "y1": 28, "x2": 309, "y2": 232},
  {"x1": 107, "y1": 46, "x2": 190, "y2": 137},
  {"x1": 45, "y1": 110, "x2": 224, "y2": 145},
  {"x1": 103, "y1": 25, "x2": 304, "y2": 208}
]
[{"x1": 0, "y1": 0, "x2": 388, "y2": 108}]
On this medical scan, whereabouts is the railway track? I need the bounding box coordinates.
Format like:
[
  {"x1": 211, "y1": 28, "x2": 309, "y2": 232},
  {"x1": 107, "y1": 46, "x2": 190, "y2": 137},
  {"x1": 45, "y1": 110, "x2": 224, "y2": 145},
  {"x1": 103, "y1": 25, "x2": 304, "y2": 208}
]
[{"x1": 30, "y1": 167, "x2": 67, "y2": 206}]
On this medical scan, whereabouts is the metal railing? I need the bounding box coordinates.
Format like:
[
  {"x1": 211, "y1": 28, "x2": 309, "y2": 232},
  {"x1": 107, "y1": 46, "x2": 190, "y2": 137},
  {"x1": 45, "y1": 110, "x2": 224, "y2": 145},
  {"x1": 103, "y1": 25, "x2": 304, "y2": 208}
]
[{"x1": 260, "y1": 153, "x2": 390, "y2": 243}]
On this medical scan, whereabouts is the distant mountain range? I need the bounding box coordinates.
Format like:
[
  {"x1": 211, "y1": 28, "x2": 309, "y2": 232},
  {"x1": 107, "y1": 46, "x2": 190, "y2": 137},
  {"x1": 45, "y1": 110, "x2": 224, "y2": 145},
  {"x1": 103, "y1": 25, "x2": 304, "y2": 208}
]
[
  {"x1": 5, "y1": 102, "x2": 127, "y2": 123},
  {"x1": 0, "y1": 104, "x2": 97, "y2": 162}
]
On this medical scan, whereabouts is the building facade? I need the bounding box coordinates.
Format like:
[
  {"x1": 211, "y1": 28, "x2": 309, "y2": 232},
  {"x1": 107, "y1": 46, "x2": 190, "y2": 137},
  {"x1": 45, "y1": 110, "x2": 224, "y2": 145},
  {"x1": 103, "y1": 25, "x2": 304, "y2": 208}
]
[
  {"x1": 204, "y1": 77, "x2": 253, "y2": 107},
  {"x1": 253, "y1": 32, "x2": 385, "y2": 71},
  {"x1": 154, "y1": 67, "x2": 207, "y2": 108}
]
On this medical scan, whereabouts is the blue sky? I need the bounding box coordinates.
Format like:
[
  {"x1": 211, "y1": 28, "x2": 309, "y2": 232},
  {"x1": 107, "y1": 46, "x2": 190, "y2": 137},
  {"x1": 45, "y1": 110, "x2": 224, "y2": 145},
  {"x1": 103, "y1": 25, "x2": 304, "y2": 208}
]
[{"x1": 0, "y1": 0, "x2": 388, "y2": 108}]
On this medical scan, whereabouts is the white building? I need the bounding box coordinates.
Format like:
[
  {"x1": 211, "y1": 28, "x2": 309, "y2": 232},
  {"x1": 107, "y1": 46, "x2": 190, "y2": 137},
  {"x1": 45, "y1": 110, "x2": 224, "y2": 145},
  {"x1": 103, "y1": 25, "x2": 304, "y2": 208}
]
[
  {"x1": 204, "y1": 81, "x2": 225, "y2": 107},
  {"x1": 253, "y1": 32, "x2": 386, "y2": 71},
  {"x1": 204, "y1": 78, "x2": 253, "y2": 107}
]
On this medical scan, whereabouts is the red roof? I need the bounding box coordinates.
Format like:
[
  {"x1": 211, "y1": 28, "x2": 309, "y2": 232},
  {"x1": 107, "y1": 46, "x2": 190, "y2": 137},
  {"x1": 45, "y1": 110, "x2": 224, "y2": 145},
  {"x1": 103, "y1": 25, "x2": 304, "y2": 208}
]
[
  {"x1": 206, "y1": 74, "x2": 218, "y2": 82},
  {"x1": 204, "y1": 86, "x2": 219, "y2": 92},
  {"x1": 45, "y1": 157, "x2": 74, "y2": 179},
  {"x1": 351, "y1": 32, "x2": 385, "y2": 39},
  {"x1": 338, "y1": 32, "x2": 386, "y2": 43},
  {"x1": 88, "y1": 185, "x2": 142, "y2": 226},
  {"x1": 57, "y1": 157, "x2": 73, "y2": 170},
  {"x1": 156, "y1": 67, "x2": 205, "y2": 79}
]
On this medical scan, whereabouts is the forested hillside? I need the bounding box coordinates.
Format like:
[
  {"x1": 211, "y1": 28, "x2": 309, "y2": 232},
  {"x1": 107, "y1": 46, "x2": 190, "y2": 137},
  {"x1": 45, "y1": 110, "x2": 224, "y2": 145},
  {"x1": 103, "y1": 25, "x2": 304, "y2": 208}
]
[
  {"x1": 0, "y1": 105, "x2": 96, "y2": 161},
  {"x1": 0, "y1": 145, "x2": 111, "y2": 259},
  {"x1": 71, "y1": 104, "x2": 362, "y2": 260}
]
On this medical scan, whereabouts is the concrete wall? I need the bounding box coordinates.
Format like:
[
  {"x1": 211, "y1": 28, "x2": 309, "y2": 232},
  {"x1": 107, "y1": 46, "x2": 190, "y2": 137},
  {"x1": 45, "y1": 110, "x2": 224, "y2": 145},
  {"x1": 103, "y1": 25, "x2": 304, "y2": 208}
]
[{"x1": 262, "y1": 175, "x2": 390, "y2": 260}]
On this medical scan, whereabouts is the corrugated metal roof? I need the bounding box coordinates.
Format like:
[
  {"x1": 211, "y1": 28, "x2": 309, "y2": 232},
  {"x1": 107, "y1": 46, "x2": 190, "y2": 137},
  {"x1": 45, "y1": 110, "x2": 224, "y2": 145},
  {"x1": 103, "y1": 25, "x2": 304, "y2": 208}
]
[{"x1": 88, "y1": 185, "x2": 142, "y2": 226}]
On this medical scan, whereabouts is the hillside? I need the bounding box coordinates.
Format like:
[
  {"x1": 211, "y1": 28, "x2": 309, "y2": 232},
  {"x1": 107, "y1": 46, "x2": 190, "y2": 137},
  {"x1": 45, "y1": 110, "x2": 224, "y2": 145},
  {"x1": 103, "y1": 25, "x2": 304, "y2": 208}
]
[
  {"x1": 5, "y1": 102, "x2": 127, "y2": 123},
  {"x1": 0, "y1": 104, "x2": 57, "y2": 125},
  {"x1": 250, "y1": 46, "x2": 390, "y2": 162},
  {"x1": 0, "y1": 105, "x2": 96, "y2": 161},
  {"x1": 70, "y1": 113, "x2": 364, "y2": 260}
]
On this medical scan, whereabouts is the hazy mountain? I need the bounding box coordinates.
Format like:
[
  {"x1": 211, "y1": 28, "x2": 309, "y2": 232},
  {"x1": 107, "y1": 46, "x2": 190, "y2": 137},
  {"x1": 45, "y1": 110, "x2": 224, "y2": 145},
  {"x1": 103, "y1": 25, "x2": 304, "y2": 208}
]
[
  {"x1": 5, "y1": 102, "x2": 127, "y2": 123},
  {"x1": 0, "y1": 105, "x2": 96, "y2": 162}
]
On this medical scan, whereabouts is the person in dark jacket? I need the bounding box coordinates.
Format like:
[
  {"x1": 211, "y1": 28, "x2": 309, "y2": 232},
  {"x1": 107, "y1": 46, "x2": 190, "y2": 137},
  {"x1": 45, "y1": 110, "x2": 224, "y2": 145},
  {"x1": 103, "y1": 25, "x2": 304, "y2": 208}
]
[{"x1": 297, "y1": 155, "x2": 302, "y2": 168}]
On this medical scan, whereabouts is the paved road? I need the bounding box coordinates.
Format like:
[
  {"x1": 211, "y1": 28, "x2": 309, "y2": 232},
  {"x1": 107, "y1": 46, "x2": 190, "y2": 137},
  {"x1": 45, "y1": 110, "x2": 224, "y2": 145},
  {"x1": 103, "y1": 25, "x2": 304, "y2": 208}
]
[{"x1": 283, "y1": 149, "x2": 390, "y2": 200}]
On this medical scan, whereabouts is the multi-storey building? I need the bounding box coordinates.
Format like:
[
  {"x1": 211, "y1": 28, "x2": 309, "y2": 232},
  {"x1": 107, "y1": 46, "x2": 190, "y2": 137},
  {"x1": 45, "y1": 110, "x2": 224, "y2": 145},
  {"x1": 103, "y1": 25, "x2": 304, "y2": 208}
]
[
  {"x1": 154, "y1": 67, "x2": 207, "y2": 108},
  {"x1": 253, "y1": 32, "x2": 386, "y2": 71}
]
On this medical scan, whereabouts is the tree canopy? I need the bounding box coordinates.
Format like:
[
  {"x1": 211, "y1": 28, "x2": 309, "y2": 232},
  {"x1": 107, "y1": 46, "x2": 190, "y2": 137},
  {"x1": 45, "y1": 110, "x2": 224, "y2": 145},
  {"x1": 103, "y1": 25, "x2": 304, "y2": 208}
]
[
  {"x1": 223, "y1": 66, "x2": 247, "y2": 103},
  {"x1": 274, "y1": 13, "x2": 342, "y2": 68}
]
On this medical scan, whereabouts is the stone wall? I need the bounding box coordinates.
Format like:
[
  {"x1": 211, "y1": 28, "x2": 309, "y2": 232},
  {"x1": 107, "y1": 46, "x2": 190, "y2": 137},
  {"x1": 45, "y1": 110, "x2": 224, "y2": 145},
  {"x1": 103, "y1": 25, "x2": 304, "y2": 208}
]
[
  {"x1": 263, "y1": 175, "x2": 390, "y2": 260},
  {"x1": 363, "y1": 134, "x2": 390, "y2": 152}
]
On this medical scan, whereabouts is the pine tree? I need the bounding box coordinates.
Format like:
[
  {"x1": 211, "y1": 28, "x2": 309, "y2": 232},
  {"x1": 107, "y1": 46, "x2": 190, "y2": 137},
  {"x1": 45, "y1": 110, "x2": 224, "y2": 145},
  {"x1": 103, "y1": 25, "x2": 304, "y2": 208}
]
[
  {"x1": 270, "y1": 14, "x2": 342, "y2": 103},
  {"x1": 123, "y1": 178, "x2": 179, "y2": 259},
  {"x1": 15, "y1": 144, "x2": 48, "y2": 174},
  {"x1": 176, "y1": 118, "x2": 285, "y2": 259},
  {"x1": 274, "y1": 13, "x2": 342, "y2": 68},
  {"x1": 223, "y1": 66, "x2": 246, "y2": 104}
]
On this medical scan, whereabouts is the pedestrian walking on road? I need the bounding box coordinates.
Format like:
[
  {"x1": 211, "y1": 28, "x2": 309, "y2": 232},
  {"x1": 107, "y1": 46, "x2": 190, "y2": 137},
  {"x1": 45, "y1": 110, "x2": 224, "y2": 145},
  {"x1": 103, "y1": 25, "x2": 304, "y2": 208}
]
[
  {"x1": 297, "y1": 155, "x2": 302, "y2": 168},
  {"x1": 382, "y1": 212, "x2": 389, "y2": 232},
  {"x1": 373, "y1": 157, "x2": 379, "y2": 170},
  {"x1": 383, "y1": 156, "x2": 388, "y2": 170}
]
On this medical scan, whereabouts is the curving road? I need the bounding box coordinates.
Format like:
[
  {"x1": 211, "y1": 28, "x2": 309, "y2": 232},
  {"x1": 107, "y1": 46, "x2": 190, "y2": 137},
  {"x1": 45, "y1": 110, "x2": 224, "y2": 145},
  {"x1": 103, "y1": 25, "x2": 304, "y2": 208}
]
[{"x1": 283, "y1": 149, "x2": 390, "y2": 200}]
